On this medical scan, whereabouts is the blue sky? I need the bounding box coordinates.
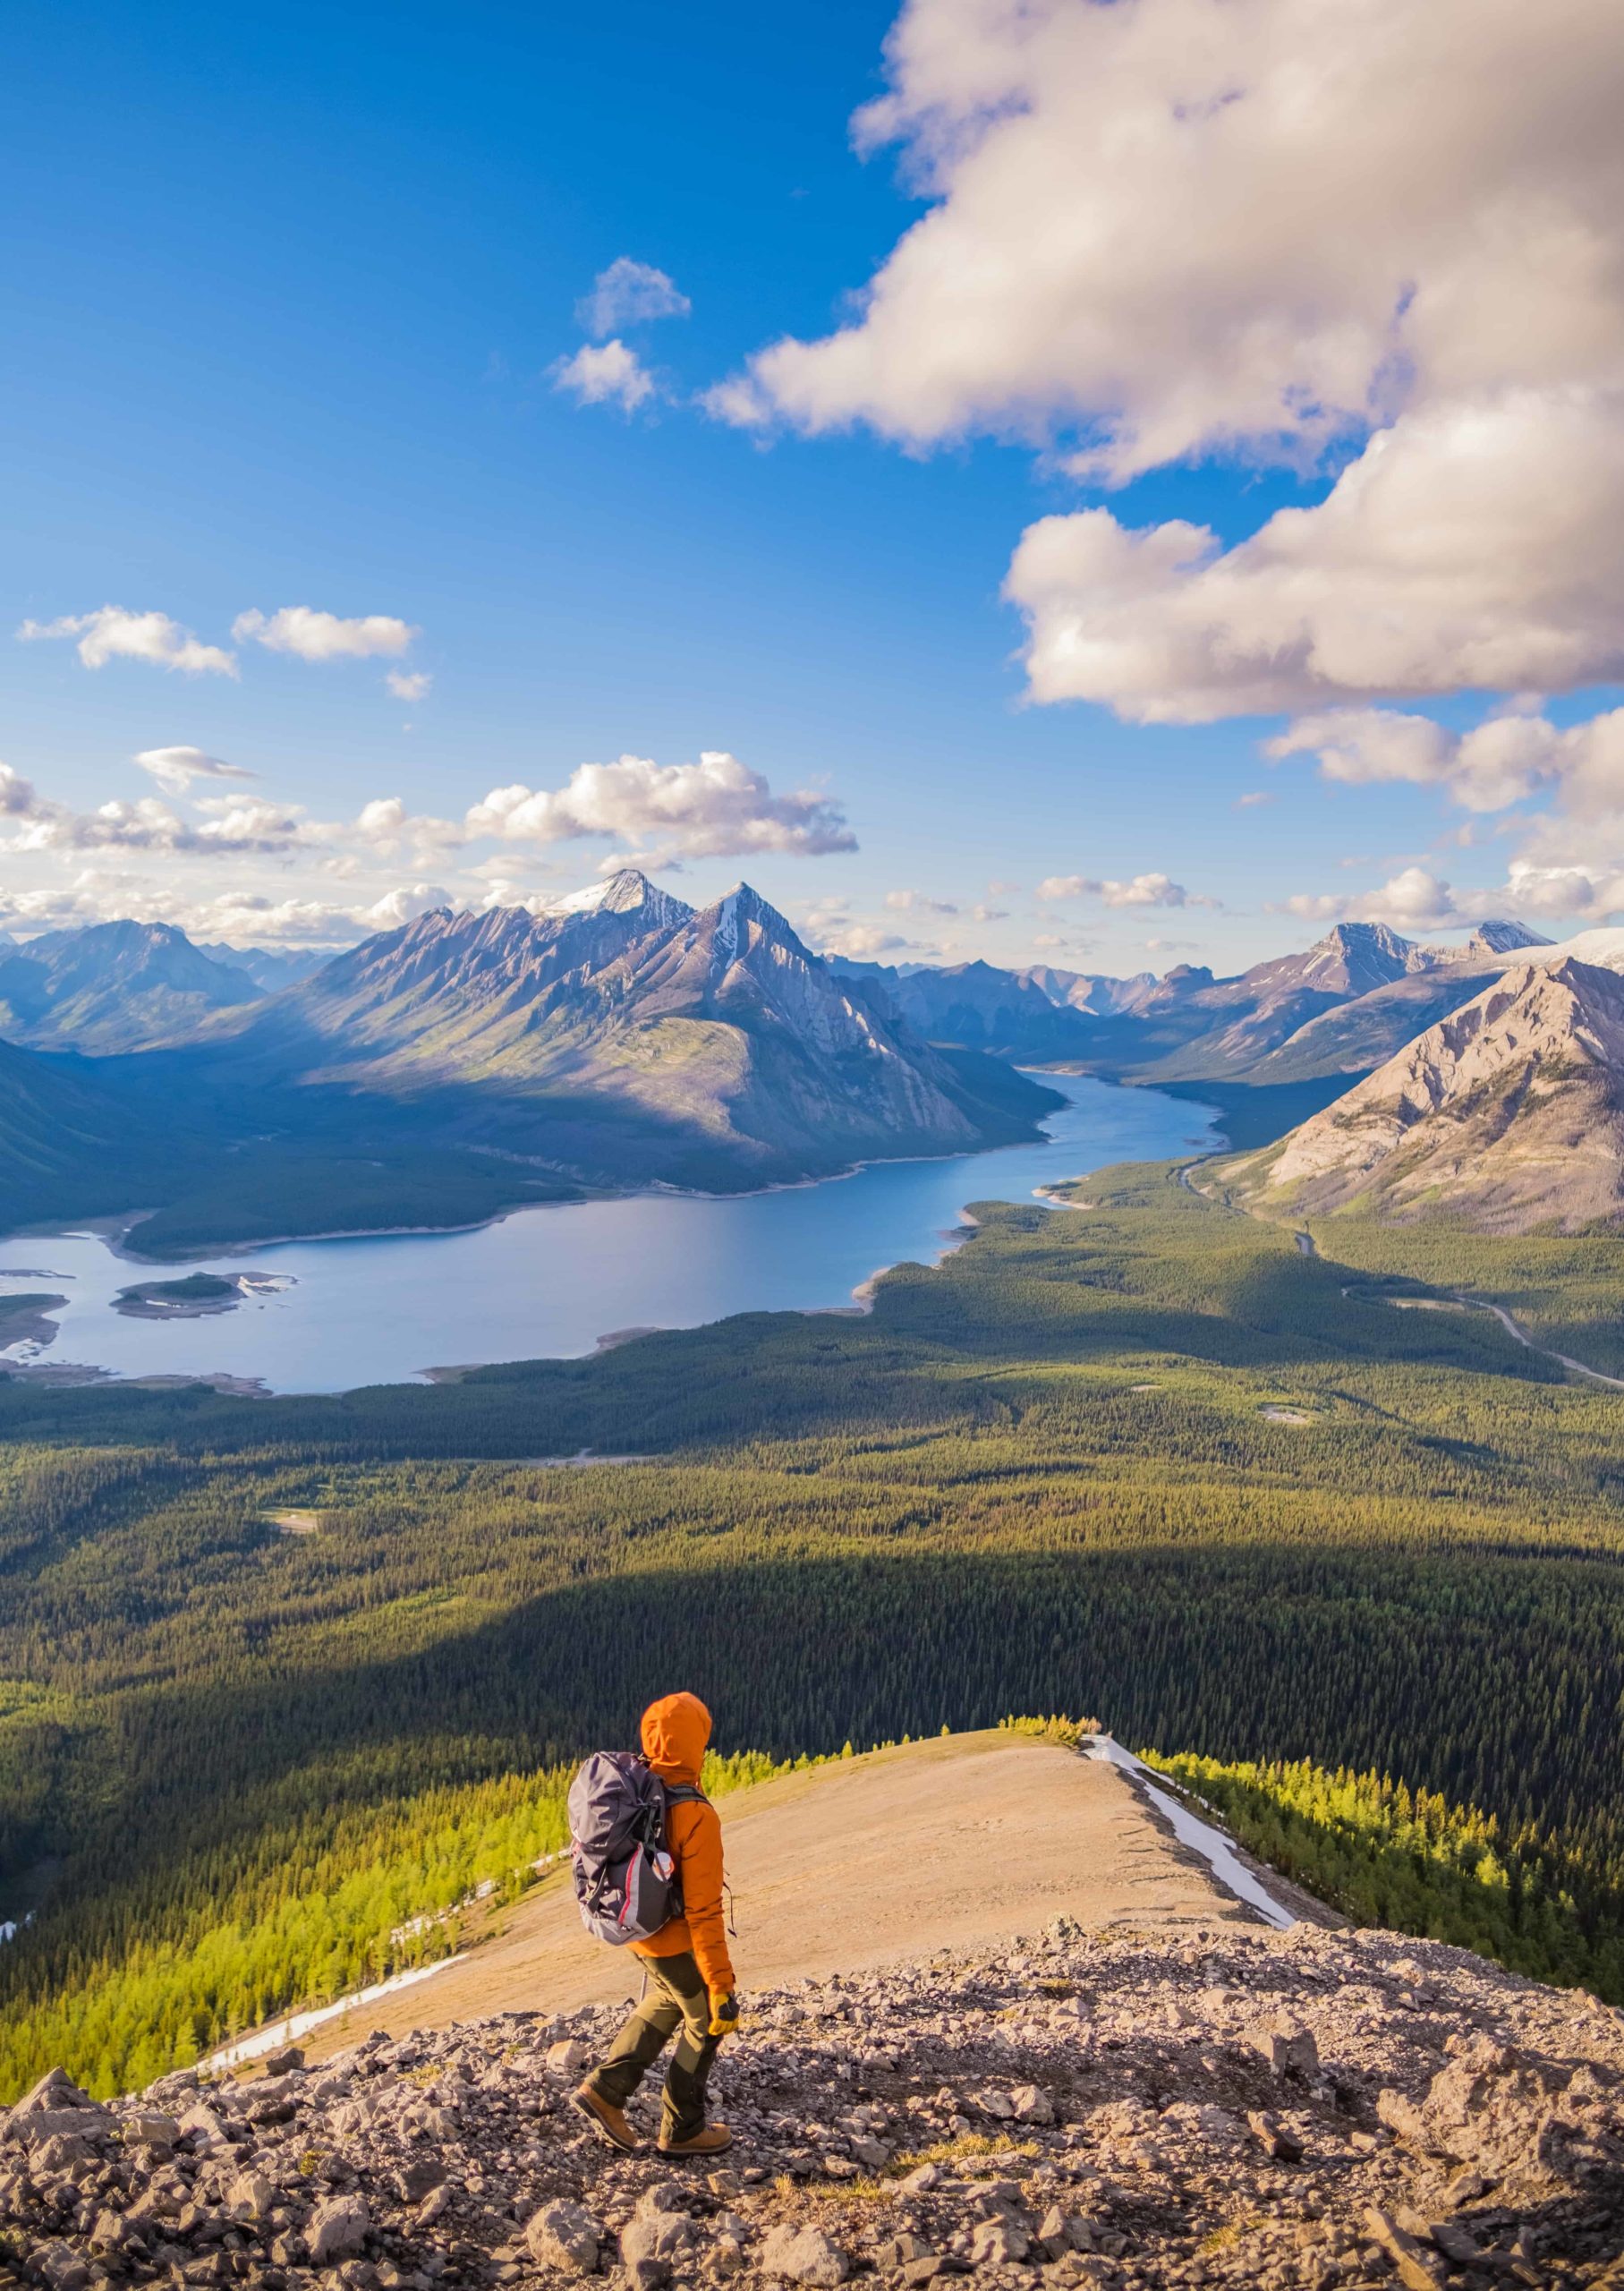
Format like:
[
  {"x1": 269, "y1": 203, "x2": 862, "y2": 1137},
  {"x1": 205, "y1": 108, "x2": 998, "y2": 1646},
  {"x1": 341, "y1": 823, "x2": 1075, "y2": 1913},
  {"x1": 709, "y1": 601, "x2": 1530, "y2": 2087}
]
[{"x1": 4, "y1": 0, "x2": 1621, "y2": 975}]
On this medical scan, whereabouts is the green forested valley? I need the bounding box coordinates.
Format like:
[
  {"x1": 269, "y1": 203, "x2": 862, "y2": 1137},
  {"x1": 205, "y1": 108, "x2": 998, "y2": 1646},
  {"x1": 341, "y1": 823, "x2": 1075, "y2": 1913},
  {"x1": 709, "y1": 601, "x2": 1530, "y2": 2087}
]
[{"x1": 4, "y1": 1161, "x2": 1624, "y2": 2095}]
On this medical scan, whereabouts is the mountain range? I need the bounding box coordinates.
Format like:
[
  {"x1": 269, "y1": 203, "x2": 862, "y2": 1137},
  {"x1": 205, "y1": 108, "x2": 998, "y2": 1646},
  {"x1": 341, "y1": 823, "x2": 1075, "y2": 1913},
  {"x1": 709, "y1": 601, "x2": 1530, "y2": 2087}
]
[
  {"x1": 0, "y1": 874, "x2": 1059, "y2": 1251},
  {"x1": 0, "y1": 884, "x2": 1603, "y2": 1249},
  {"x1": 840, "y1": 917, "x2": 1552, "y2": 1088},
  {"x1": 1220, "y1": 948, "x2": 1624, "y2": 1232}
]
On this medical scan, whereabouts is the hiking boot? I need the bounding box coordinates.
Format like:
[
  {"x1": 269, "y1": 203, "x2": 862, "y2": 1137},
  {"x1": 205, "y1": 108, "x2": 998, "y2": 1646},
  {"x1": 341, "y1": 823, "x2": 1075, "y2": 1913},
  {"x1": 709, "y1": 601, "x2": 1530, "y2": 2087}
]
[
  {"x1": 574, "y1": 2082, "x2": 641, "y2": 2152},
  {"x1": 659, "y1": 2120, "x2": 733, "y2": 2157}
]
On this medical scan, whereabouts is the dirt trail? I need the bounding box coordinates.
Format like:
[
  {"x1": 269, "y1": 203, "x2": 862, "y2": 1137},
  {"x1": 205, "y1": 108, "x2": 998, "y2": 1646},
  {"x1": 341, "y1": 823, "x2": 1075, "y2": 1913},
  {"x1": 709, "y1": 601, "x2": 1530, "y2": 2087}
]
[
  {"x1": 1182, "y1": 1157, "x2": 1622, "y2": 1392},
  {"x1": 1288, "y1": 1219, "x2": 1624, "y2": 1390},
  {"x1": 299, "y1": 1732, "x2": 1297, "y2": 2065}
]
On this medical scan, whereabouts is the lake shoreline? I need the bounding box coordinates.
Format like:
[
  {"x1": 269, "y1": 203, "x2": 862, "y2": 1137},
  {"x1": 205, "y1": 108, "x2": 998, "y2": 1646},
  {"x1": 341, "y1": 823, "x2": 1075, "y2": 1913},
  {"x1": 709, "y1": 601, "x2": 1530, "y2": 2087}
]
[{"x1": 0, "y1": 1077, "x2": 1221, "y2": 1395}]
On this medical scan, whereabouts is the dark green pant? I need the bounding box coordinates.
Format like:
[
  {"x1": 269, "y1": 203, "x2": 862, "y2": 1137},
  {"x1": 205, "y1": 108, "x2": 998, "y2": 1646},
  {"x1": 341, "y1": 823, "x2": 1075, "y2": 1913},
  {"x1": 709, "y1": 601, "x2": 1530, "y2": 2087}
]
[{"x1": 588, "y1": 1949, "x2": 718, "y2": 2141}]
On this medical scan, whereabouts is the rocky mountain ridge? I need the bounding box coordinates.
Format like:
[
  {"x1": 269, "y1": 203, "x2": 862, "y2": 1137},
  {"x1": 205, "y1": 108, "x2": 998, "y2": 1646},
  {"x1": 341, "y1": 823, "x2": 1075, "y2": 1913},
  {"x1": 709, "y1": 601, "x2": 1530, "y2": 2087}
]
[
  {"x1": 176, "y1": 871, "x2": 1053, "y2": 1188},
  {"x1": 1220, "y1": 958, "x2": 1624, "y2": 1232},
  {"x1": 842, "y1": 923, "x2": 1552, "y2": 1089},
  {"x1": 0, "y1": 923, "x2": 259, "y2": 1054},
  {"x1": 5, "y1": 1919, "x2": 1621, "y2": 2290}
]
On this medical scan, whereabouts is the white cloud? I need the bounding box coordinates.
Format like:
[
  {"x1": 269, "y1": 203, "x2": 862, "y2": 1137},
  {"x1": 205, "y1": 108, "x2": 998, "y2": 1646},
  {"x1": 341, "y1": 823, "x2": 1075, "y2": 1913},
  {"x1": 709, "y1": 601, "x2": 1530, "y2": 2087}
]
[
  {"x1": 885, "y1": 888, "x2": 959, "y2": 914},
  {"x1": 577, "y1": 258, "x2": 691, "y2": 338},
  {"x1": 698, "y1": 375, "x2": 772, "y2": 429},
  {"x1": 1007, "y1": 394, "x2": 1624, "y2": 720},
  {"x1": 18, "y1": 607, "x2": 237, "y2": 677},
  {"x1": 710, "y1": 0, "x2": 1624, "y2": 721},
  {"x1": 718, "y1": 0, "x2": 1622, "y2": 475},
  {"x1": 134, "y1": 745, "x2": 257, "y2": 795},
  {"x1": 550, "y1": 339, "x2": 658, "y2": 413},
  {"x1": 1268, "y1": 703, "x2": 1624, "y2": 816},
  {"x1": 1036, "y1": 871, "x2": 1208, "y2": 908},
  {"x1": 361, "y1": 882, "x2": 454, "y2": 930},
  {"x1": 234, "y1": 607, "x2": 419, "y2": 662},
  {"x1": 1281, "y1": 866, "x2": 1464, "y2": 930},
  {"x1": 386, "y1": 669, "x2": 432, "y2": 703},
  {"x1": 463, "y1": 750, "x2": 855, "y2": 859}
]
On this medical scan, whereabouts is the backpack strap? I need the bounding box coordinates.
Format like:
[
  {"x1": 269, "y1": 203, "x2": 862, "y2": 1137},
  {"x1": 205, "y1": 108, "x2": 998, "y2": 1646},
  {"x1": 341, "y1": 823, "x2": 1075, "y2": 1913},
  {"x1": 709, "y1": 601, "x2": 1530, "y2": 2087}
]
[{"x1": 662, "y1": 1782, "x2": 708, "y2": 1808}]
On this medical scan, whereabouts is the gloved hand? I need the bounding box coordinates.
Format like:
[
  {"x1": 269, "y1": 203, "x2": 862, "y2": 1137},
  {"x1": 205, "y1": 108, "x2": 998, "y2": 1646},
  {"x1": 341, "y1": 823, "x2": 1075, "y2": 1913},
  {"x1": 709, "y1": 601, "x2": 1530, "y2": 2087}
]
[{"x1": 708, "y1": 1991, "x2": 739, "y2": 2038}]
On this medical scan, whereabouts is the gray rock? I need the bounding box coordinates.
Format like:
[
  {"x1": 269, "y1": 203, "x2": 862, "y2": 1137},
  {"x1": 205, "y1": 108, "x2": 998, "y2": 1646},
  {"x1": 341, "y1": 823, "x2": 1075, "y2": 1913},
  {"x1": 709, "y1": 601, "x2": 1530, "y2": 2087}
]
[
  {"x1": 31, "y1": 2243, "x2": 92, "y2": 2291},
  {"x1": 970, "y1": 2214, "x2": 1030, "y2": 2265},
  {"x1": 225, "y1": 2168, "x2": 276, "y2": 2218},
  {"x1": 122, "y1": 2108, "x2": 181, "y2": 2149},
  {"x1": 1246, "y1": 2014, "x2": 1320, "y2": 2078},
  {"x1": 759, "y1": 2221, "x2": 850, "y2": 2286},
  {"x1": 526, "y1": 2195, "x2": 602, "y2": 2274},
  {"x1": 309, "y1": 2190, "x2": 370, "y2": 2262}
]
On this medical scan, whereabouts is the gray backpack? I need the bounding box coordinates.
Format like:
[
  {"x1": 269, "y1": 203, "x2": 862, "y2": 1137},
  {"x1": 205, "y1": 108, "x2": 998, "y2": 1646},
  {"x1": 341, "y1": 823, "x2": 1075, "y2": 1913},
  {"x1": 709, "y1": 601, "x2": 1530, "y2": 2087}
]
[{"x1": 567, "y1": 1751, "x2": 705, "y2": 1946}]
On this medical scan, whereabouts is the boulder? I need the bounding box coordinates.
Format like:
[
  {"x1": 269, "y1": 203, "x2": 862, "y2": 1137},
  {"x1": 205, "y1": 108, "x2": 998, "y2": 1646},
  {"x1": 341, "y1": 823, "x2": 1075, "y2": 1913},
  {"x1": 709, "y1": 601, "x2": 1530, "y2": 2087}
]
[
  {"x1": 308, "y1": 2191, "x2": 370, "y2": 2263},
  {"x1": 225, "y1": 2168, "x2": 276, "y2": 2219},
  {"x1": 4, "y1": 2066, "x2": 111, "y2": 2147},
  {"x1": 1246, "y1": 2014, "x2": 1320, "y2": 2078},
  {"x1": 971, "y1": 2216, "x2": 1031, "y2": 2265},
  {"x1": 122, "y1": 2110, "x2": 180, "y2": 2150},
  {"x1": 527, "y1": 2196, "x2": 602, "y2": 2275},
  {"x1": 759, "y1": 2222, "x2": 850, "y2": 2286}
]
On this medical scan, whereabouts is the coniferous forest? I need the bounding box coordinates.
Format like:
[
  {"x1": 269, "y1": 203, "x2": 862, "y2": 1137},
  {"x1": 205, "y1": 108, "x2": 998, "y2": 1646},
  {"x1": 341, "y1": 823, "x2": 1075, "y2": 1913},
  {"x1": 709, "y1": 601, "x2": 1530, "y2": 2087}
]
[{"x1": 4, "y1": 1161, "x2": 1624, "y2": 2095}]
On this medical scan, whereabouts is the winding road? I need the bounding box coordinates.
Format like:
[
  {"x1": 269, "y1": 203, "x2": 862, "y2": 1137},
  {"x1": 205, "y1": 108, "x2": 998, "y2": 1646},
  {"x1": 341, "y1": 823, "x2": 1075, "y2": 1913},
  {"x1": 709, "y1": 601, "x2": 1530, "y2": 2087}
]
[{"x1": 1177, "y1": 1157, "x2": 1623, "y2": 1393}]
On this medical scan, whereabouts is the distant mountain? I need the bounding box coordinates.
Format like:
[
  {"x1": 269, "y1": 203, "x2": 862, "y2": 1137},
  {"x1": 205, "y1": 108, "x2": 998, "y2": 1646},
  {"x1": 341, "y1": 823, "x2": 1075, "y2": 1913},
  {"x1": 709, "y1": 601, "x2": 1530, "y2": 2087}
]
[
  {"x1": 0, "y1": 1035, "x2": 174, "y2": 1227},
  {"x1": 1015, "y1": 965, "x2": 1157, "y2": 1018},
  {"x1": 0, "y1": 921, "x2": 260, "y2": 1052},
  {"x1": 1445, "y1": 920, "x2": 1553, "y2": 959},
  {"x1": 197, "y1": 942, "x2": 334, "y2": 993},
  {"x1": 830, "y1": 956, "x2": 1101, "y2": 1059},
  {"x1": 1220, "y1": 956, "x2": 1624, "y2": 1231},
  {"x1": 176, "y1": 871, "x2": 1059, "y2": 1192}
]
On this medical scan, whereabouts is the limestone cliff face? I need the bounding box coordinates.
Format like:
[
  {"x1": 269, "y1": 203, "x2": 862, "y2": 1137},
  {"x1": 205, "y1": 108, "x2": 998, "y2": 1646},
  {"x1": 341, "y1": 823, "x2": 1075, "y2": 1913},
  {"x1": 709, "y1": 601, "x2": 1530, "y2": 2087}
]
[{"x1": 1223, "y1": 958, "x2": 1624, "y2": 1232}]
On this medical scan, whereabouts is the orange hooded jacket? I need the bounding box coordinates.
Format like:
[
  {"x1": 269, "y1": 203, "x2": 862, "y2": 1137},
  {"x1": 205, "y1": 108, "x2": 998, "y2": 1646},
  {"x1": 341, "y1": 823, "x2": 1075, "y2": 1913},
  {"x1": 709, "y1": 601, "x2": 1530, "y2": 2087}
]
[{"x1": 633, "y1": 1691, "x2": 735, "y2": 1999}]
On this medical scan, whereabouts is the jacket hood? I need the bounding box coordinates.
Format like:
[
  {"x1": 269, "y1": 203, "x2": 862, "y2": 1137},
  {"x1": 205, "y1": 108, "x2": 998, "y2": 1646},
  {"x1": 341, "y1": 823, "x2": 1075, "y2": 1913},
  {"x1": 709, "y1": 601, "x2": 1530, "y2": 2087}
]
[{"x1": 641, "y1": 1691, "x2": 712, "y2": 1783}]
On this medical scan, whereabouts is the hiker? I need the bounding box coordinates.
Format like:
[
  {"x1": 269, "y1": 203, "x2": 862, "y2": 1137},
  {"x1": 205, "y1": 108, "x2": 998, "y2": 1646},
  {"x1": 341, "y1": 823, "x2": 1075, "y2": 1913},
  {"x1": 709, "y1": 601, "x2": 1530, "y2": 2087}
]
[{"x1": 574, "y1": 1690, "x2": 739, "y2": 2156}]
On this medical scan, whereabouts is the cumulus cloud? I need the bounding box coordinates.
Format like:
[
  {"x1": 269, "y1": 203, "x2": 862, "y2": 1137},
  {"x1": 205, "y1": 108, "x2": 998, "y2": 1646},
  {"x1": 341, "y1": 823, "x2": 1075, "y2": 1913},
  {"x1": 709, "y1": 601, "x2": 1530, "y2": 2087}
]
[
  {"x1": 578, "y1": 258, "x2": 691, "y2": 338},
  {"x1": 361, "y1": 882, "x2": 453, "y2": 930},
  {"x1": 1267, "y1": 703, "x2": 1624, "y2": 816},
  {"x1": 718, "y1": 0, "x2": 1621, "y2": 472},
  {"x1": 18, "y1": 607, "x2": 237, "y2": 677},
  {"x1": 885, "y1": 888, "x2": 959, "y2": 914},
  {"x1": 386, "y1": 669, "x2": 432, "y2": 703},
  {"x1": 1281, "y1": 867, "x2": 1466, "y2": 931},
  {"x1": 710, "y1": 0, "x2": 1624, "y2": 721},
  {"x1": 234, "y1": 607, "x2": 419, "y2": 662},
  {"x1": 134, "y1": 745, "x2": 257, "y2": 795},
  {"x1": 1036, "y1": 871, "x2": 1208, "y2": 908},
  {"x1": 1007, "y1": 394, "x2": 1624, "y2": 720},
  {"x1": 463, "y1": 750, "x2": 855, "y2": 860},
  {"x1": 550, "y1": 339, "x2": 658, "y2": 413}
]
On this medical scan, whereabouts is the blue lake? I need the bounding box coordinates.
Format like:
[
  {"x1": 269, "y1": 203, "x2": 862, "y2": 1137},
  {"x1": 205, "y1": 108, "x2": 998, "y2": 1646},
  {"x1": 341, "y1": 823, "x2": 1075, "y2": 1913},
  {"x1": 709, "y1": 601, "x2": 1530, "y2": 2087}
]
[{"x1": 0, "y1": 1074, "x2": 1218, "y2": 1394}]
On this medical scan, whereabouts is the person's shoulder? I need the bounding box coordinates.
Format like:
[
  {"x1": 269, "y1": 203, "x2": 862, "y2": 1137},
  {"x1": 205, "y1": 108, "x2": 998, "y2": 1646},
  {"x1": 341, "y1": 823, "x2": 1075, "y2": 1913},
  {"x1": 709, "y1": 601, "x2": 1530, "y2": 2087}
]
[{"x1": 669, "y1": 1792, "x2": 720, "y2": 1840}]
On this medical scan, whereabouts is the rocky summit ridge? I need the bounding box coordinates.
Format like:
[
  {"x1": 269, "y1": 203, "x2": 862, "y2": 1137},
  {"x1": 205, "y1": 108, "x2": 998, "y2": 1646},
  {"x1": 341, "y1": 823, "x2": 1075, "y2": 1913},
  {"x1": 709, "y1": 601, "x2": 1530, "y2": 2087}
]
[
  {"x1": 1222, "y1": 957, "x2": 1624, "y2": 1233},
  {"x1": 5, "y1": 1920, "x2": 1623, "y2": 2291}
]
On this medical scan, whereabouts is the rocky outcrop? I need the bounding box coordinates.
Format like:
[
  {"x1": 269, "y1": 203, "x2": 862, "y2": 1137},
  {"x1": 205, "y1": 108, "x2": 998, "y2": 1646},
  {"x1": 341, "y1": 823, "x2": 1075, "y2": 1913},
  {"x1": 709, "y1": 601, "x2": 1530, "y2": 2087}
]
[
  {"x1": 4, "y1": 1921, "x2": 1620, "y2": 2287},
  {"x1": 1220, "y1": 957, "x2": 1624, "y2": 1232}
]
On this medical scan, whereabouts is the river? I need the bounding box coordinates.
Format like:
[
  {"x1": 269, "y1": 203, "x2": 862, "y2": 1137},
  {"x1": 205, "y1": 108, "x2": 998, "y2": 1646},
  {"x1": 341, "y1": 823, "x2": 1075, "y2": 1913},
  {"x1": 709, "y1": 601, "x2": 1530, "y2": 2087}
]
[{"x1": 0, "y1": 1074, "x2": 1217, "y2": 1394}]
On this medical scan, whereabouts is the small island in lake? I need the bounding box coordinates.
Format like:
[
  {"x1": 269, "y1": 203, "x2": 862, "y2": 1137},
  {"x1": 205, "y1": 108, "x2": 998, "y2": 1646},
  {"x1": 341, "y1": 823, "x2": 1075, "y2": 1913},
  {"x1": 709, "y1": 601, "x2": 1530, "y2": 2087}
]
[{"x1": 114, "y1": 1273, "x2": 259, "y2": 1320}]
